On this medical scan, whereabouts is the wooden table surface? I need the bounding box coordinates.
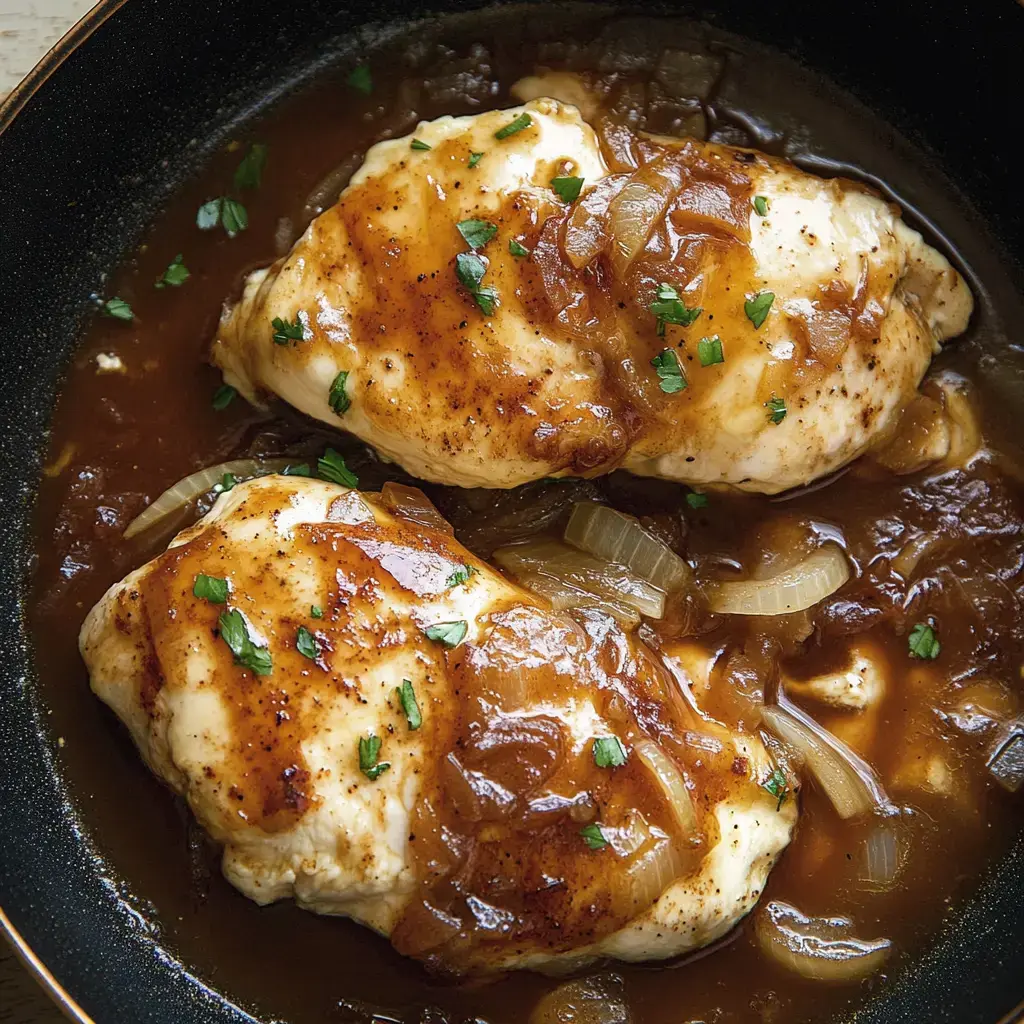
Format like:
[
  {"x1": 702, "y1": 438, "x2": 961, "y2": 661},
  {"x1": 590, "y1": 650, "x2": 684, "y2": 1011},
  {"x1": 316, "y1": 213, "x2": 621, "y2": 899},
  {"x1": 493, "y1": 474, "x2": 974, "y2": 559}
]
[{"x1": 2, "y1": 4, "x2": 98, "y2": 1017}]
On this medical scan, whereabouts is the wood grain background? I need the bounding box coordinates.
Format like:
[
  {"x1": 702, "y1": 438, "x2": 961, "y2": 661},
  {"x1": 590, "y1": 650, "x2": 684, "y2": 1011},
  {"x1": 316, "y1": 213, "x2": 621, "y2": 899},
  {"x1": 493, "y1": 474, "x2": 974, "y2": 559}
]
[{"x1": 2, "y1": 3, "x2": 97, "y2": 1018}]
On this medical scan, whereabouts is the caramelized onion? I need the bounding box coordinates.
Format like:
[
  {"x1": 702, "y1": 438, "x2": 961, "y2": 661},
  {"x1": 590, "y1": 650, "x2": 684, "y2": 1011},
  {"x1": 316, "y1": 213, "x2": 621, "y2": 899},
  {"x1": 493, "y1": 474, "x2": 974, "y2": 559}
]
[
  {"x1": 761, "y1": 702, "x2": 890, "y2": 819},
  {"x1": 704, "y1": 545, "x2": 849, "y2": 616},
  {"x1": 627, "y1": 834, "x2": 689, "y2": 910},
  {"x1": 755, "y1": 900, "x2": 892, "y2": 982},
  {"x1": 380, "y1": 481, "x2": 454, "y2": 534},
  {"x1": 565, "y1": 502, "x2": 691, "y2": 592},
  {"x1": 511, "y1": 571, "x2": 641, "y2": 630},
  {"x1": 633, "y1": 739, "x2": 698, "y2": 839},
  {"x1": 123, "y1": 459, "x2": 295, "y2": 539},
  {"x1": 530, "y1": 975, "x2": 633, "y2": 1024},
  {"x1": 563, "y1": 174, "x2": 626, "y2": 269},
  {"x1": 862, "y1": 821, "x2": 904, "y2": 892},
  {"x1": 607, "y1": 168, "x2": 674, "y2": 277},
  {"x1": 493, "y1": 539, "x2": 666, "y2": 618}
]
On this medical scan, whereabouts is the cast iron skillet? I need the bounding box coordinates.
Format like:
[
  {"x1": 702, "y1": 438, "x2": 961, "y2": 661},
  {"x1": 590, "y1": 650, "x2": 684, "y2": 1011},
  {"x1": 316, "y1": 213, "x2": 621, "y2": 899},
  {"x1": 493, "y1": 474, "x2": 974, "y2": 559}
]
[{"x1": 1, "y1": 1, "x2": 1023, "y2": 1021}]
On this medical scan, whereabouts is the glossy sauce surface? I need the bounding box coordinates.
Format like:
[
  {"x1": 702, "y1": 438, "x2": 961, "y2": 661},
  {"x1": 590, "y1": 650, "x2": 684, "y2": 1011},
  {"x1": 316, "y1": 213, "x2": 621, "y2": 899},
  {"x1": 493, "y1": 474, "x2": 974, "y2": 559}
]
[{"x1": 29, "y1": 8, "x2": 1024, "y2": 1023}]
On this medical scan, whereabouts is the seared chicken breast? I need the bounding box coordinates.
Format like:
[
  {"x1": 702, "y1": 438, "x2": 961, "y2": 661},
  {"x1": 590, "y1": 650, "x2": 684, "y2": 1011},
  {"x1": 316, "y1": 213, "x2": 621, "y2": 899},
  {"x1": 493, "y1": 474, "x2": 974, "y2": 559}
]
[
  {"x1": 213, "y1": 97, "x2": 971, "y2": 494},
  {"x1": 80, "y1": 475, "x2": 794, "y2": 972}
]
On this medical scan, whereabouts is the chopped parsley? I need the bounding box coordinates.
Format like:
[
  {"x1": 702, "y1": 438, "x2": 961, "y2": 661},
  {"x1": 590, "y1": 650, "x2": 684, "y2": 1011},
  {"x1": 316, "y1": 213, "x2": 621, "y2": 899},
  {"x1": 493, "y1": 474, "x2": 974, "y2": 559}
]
[
  {"x1": 213, "y1": 472, "x2": 236, "y2": 494},
  {"x1": 211, "y1": 384, "x2": 237, "y2": 411},
  {"x1": 310, "y1": 605, "x2": 323, "y2": 618},
  {"x1": 551, "y1": 175, "x2": 584, "y2": 204},
  {"x1": 468, "y1": 151, "x2": 484, "y2": 168},
  {"x1": 318, "y1": 447, "x2": 359, "y2": 488},
  {"x1": 233, "y1": 143, "x2": 267, "y2": 191},
  {"x1": 193, "y1": 573, "x2": 228, "y2": 604},
  {"x1": 395, "y1": 678, "x2": 422, "y2": 731},
  {"x1": 347, "y1": 65, "x2": 372, "y2": 95},
  {"x1": 686, "y1": 491, "x2": 708, "y2": 509},
  {"x1": 649, "y1": 282, "x2": 702, "y2": 336},
  {"x1": 494, "y1": 112, "x2": 532, "y2": 140},
  {"x1": 101, "y1": 297, "x2": 134, "y2": 321},
  {"x1": 446, "y1": 564, "x2": 477, "y2": 588},
  {"x1": 296, "y1": 625, "x2": 320, "y2": 660},
  {"x1": 651, "y1": 348, "x2": 687, "y2": 394},
  {"x1": 217, "y1": 609, "x2": 272, "y2": 676},
  {"x1": 283, "y1": 463, "x2": 311, "y2": 477},
  {"x1": 697, "y1": 335, "x2": 724, "y2": 367},
  {"x1": 155, "y1": 253, "x2": 189, "y2": 289},
  {"x1": 328, "y1": 370, "x2": 350, "y2": 415},
  {"x1": 410, "y1": 138, "x2": 432, "y2": 151},
  {"x1": 765, "y1": 395, "x2": 787, "y2": 424},
  {"x1": 455, "y1": 251, "x2": 498, "y2": 316},
  {"x1": 197, "y1": 197, "x2": 248, "y2": 237},
  {"x1": 763, "y1": 767, "x2": 790, "y2": 811},
  {"x1": 753, "y1": 195, "x2": 769, "y2": 217},
  {"x1": 358, "y1": 734, "x2": 390, "y2": 780},
  {"x1": 592, "y1": 736, "x2": 628, "y2": 768},
  {"x1": 424, "y1": 620, "x2": 468, "y2": 648},
  {"x1": 579, "y1": 823, "x2": 608, "y2": 850},
  {"x1": 744, "y1": 290, "x2": 775, "y2": 329},
  {"x1": 271, "y1": 314, "x2": 303, "y2": 345},
  {"x1": 908, "y1": 622, "x2": 940, "y2": 660},
  {"x1": 509, "y1": 239, "x2": 530, "y2": 258},
  {"x1": 456, "y1": 218, "x2": 497, "y2": 250}
]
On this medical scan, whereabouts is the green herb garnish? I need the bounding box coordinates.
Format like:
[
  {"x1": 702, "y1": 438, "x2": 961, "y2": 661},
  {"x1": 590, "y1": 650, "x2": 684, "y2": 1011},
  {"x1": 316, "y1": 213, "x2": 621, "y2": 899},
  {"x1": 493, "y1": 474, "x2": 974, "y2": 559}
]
[
  {"x1": 424, "y1": 620, "x2": 468, "y2": 648},
  {"x1": 211, "y1": 384, "x2": 237, "y2": 411},
  {"x1": 328, "y1": 370, "x2": 350, "y2": 415},
  {"x1": 649, "y1": 282, "x2": 702, "y2": 336},
  {"x1": 579, "y1": 823, "x2": 608, "y2": 850},
  {"x1": 310, "y1": 605, "x2": 323, "y2": 618},
  {"x1": 359, "y1": 734, "x2": 390, "y2": 780},
  {"x1": 908, "y1": 622, "x2": 940, "y2": 660},
  {"x1": 296, "y1": 625, "x2": 320, "y2": 661},
  {"x1": 347, "y1": 65, "x2": 372, "y2": 95},
  {"x1": 686, "y1": 491, "x2": 708, "y2": 509},
  {"x1": 155, "y1": 254, "x2": 189, "y2": 289},
  {"x1": 456, "y1": 219, "x2": 497, "y2": 250},
  {"x1": 395, "y1": 678, "x2": 422, "y2": 731},
  {"x1": 101, "y1": 297, "x2": 134, "y2": 321},
  {"x1": 193, "y1": 574, "x2": 228, "y2": 604},
  {"x1": 508, "y1": 239, "x2": 530, "y2": 258},
  {"x1": 455, "y1": 251, "x2": 498, "y2": 316},
  {"x1": 271, "y1": 314, "x2": 304, "y2": 345},
  {"x1": 317, "y1": 447, "x2": 359, "y2": 488},
  {"x1": 745, "y1": 291, "x2": 774, "y2": 329},
  {"x1": 214, "y1": 472, "x2": 236, "y2": 494},
  {"x1": 468, "y1": 151, "x2": 484, "y2": 168},
  {"x1": 217, "y1": 609, "x2": 272, "y2": 676},
  {"x1": 765, "y1": 395, "x2": 787, "y2": 424},
  {"x1": 697, "y1": 335, "x2": 724, "y2": 366},
  {"x1": 651, "y1": 348, "x2": 687, "y2": 394},
  {"x1": 494, "y1": 112, "x2": 532, "y2": 140},
  {"x1": 592, "y1": 736, "x2": 628, "y2": 768},
  {"x1": 283, "y1": 463, "x2": 311, "y2": 477},
  {"x1": 233, "y1": 143, "x2": 267, "y2": 191},
  {"x1": 753, "y1": 195, "x2": 769, "y2": 217},
  {"x1": 551, "y1": 176, "x2": 584, "y2": 204},
  {"x1": 763, "y1": 767, "x2": 790, "y2": 811},
  {"x1": 196, "y1": 197, "x2": 248, "y2": 238},
  {"x1": 410, "y1": 138, "x2": 432, "y2": 151},
  {"x1": 446, "y1": 564, "x2": 477, "y2": 588}
]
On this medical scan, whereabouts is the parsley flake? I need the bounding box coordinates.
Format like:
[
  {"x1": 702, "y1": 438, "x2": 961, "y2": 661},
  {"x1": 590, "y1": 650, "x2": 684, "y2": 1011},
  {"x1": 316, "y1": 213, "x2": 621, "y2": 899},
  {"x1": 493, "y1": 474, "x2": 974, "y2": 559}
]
[
  {"x1": 317, "y1": 447, "x2": 359, "y2": 488},
  {"x1": 765, "y1": 395, "x2": 787, "y2": 424},
  {"x1": 744, "y1": 290, "x2": 775, "y2": 329},
  {"x1": 456, "y1": 218, "x2": 497, "y2": 250},
  {"x1": 446, "y1": 564, "x2": 477, "y2": 588},
  {"x1": 753, "y1": 195, "x2": 769, "y2": 217},
  {"x1": 213, "y1": 472, "x2": 236, "y2": 494},
  {"x1": 211, "y1": 384, "x2": 237, "y2": 411},
  {"x1": 592, "y1": 736, "x2": 628, "y2": 768},
  {"x1": 509, "y1": 239, "x2": 530, "y2": 258},
  {"x1": 233, "y1": 143, "x2": 267, "y2": 191},
  {"x1": 468, "y1": 151, "x2": 484, "y2": 168},
  {"x1": 197, "y1": 197, "x2": 248, "y2": 237},
  {"x1": 395, "y1": 678, "x2": 422, "y2": 731},
  {"x1": 579, "y1": 823, "x2": 608, "y2": 850},
  {"x1": 328, "y1": 370, "x2": 350, "y2": 415},
  {"x1": 649, "y1": 282, "x2": 702, "y2": 335},
  {"x1": 310, "y1": 605, "x2": 323, "y2": 618},
  {"x1": 218, "y1": 609, "x2": 272, "y2": 676},
  {"x1": 455, "y1": 251, "x2": 498, "y2": 316},
  {"x1": 271, "y1": 314, "x2": 304, "y2": 345},
  {"x1": 686, "y1": 491, "x2": 709, "y2": 509},
  {"x1": 551, "y1": 176, "x2": 584, "y2": 204},
  {"x1": 424, "y1": 620, "x2": 468, "y2": 648},
  {"x1": 494, "y1": 112, "x2": 532, "y2": 140},
  {"x1": 101, "y1": 297, "x2": 134, "y2": 321},
  {"x1": 155, "y1": 254, "x2": 189, "y2": 289},
  {"x1": 193, "y1": 574, "x2": 228, "y2": 604},
  {"x1": 283, "y1": 463, "x2": 311, "y2": 477},
  {"x1": 651, "y1": 348, "x2": 687, "y2": 394},
  {"x1": 908, "y1": 622, "x2": 940, "y2": 660},
  {"x1": 347, "y1": 65, "x2": 373, "y2": 95},
  {"x1": 697, "y1": 335, "x2": 724, "y2": 366},
  {"x1": 359, "y1": 734, "x2": 390, "y2": 780},
  {"x1": 763, "y1": 767, "x2": 790, "y2": 811},
  {"x1": 296, "y1": 625, "x2": 320, "y2": 660},
  {"x1": 410, "y1": 138, "x2": 432, "y2": 152}
]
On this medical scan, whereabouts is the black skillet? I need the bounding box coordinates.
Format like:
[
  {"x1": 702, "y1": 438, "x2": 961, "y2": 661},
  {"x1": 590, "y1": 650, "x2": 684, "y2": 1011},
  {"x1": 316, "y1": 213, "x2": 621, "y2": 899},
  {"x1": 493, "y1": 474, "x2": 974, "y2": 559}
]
[{"x1": 2, "y1": 1, "x2": 1023, "y2": 1021}]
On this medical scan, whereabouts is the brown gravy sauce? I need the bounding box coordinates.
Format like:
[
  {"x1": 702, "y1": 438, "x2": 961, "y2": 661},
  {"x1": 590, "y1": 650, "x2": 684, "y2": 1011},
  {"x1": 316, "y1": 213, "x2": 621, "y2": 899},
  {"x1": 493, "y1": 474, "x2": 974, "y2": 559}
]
[{"x1": 29, "y1": 8, "x2": 1024, "y2": 1023}]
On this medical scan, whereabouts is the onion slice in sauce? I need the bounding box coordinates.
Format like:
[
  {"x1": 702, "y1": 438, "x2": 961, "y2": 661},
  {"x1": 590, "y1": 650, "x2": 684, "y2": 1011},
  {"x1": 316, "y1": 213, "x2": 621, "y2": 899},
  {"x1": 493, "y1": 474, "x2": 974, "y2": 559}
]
[
  {"x1": 755, "y1": 900, "x2": 892, "y2": 982},
  {"x1": 761, "y1": 701, "x2": 891, "y2": 819},
  {"x1": 627, "y1": 833, "x2": 689, "y2": 910},
  {"x1": 381, "y1": 481, "x2": 454, "y2": 534},
  {"x1": 704, "y1": 544, "x2": 849, "y2": 616},
  {"x1": 123, "y1": 459, "x2": 296, "y2": 539},
  {"x1": 564, "y1": 503, "x2": 691, "y2": 593},
  {"x1": 508, "y1": 570, "x2": 641, "y2": 630},
  {"x1": 633, "y1": 739, "x2": 699, "y2": 839}
]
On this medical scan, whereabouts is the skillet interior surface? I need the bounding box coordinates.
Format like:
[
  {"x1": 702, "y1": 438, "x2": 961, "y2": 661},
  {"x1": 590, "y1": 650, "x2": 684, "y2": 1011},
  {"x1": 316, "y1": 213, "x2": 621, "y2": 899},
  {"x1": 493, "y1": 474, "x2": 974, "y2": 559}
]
[{"x1": 1, "y1": 1, "x2": 1023, "y2": 1022}]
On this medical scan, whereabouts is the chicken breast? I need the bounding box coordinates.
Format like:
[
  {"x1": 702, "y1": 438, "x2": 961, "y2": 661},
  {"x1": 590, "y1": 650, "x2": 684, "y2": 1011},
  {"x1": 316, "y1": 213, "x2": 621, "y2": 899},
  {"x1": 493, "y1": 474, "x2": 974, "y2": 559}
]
[
  {"x1": 213, "y1": 95, "x2": 972, "y2": 494},
  {"x1": 80, "y1": 475, "x2": 794, "y2": 973}
]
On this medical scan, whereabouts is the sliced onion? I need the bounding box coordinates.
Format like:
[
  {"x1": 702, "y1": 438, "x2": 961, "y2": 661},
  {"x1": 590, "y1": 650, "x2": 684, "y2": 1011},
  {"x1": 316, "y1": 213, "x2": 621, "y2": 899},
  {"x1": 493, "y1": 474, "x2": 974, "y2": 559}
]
[
  {"x1": 607, "y1": 159, "x2": 681, "y2": 277},
  {"x1": 626, "y1": 835, "x2": 689, "y2": 911},
  {"x1": 512, "y1": 570, "x2": 641, "y2": 630},
  {"x1": 565, "y1": 502, "x2": 691, "y2": 593},
  {"x1": 381, "y1": 481, "x2": 454, "y2": 534},
  {"x1": 493, "y1": 539, "x2": 666, "y2": 618},
  {"x1": 530, "y1": 975, "x2": 633, "y2": 1024},
  {"x1": 633, "y1": 739, "x2": 698, "y2": 839},
  {"x1": 704, "y1": 545, "x2": 849, "y2": 616},
  {"x1": 755, "y1": 900, "x2": 892, "y2": 982},
  {"x1": 988, "y1": 727, "x2": 1024, "y2": 793},
  {"x1": 761, "y1": 702, "x2": 891, "y2": 819},
  {"x1": 861, "y1": 821, "x2": 905, "y2": 892},
  {"x1": 563, "y1": 174, "x2": 626, "y2": 269},
  {"x1": 604, "y1": 809, "x2": 652, "y2": 858},
  {"x1": 123, "y1": 459, "x2": 295, "y2": 539}
]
